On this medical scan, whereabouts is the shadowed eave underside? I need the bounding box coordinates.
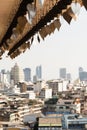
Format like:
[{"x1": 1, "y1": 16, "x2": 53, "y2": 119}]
[{"x1": 0, "y1": 0, "x2": 87, "y2": 60}]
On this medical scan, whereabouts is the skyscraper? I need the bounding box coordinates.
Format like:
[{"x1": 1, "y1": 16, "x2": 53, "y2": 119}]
[
  {"x1": 79, "y1": 67, "x2": 84, "y2": 73},
  {"x1": 23, "y1": 68, "x2": 31, "y2": 82},
  {"x1": 6, "y1": 70, "x2": 11, "y2": 84},
  {"x1": 0, "y1": 70, "x2": 11, "y2": 87},
  {"x1": 78, "y1": 67, "x2": 87, "y2": 81},
  {"x1": 66, "y1": 73, "x2": 71, "y2": 81},
  {"x1": 1, "y1": 69, "x2": 6, "y2": 74},
  {"x1": 11, "y1": 63, "x2": 24, "y2": 84},
  {"x1": 59, "y1": 68, "x2": 66, "y2": 79},
  {"x1": 36, "y1": 65, "x2": 42, "y2": 80},
  {"x1": 79, "y1": 71, "x2": 87, "y2": 81}
]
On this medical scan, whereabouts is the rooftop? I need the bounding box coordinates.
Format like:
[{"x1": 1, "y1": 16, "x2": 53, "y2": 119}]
[{"x1": 39, "y1": 117, "x2": 62, "y2": 126}]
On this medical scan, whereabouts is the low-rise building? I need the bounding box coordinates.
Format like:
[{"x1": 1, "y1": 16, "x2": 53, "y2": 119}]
[
  {"x1": 38, "y1": 117, "x2": 62, "y2": 130},
  {"x1": 39, "y1": 88, "x2": 52, "y2": 99},
  {"x1": 63, "y1": 114, "x2": 87, "y2": 129},
  {"x1": 47, "y1": 79, "x2": 69, "y2": 95},
  {"x1": 20, "y1": 91, "x2": 36, "y2": 99},
  {"x1": 33, "y1": 80, "x2": 48, "y2": 93}
]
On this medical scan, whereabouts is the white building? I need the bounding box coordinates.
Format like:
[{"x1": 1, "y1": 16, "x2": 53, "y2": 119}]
[
  {"x1": 73, "y1": 85, "x2": 82, "y2": 91},
  {"x1": 39, "y1": 88, "x2": 52, "y2": 99},
  {"x1": 58, "y1": 81, "x2": 63, "y2": 92},
  {"x1": 86, "y1": 86, "x2": 87, "y2": 92},
  {"x1": 10, "y1": 63, "x2": 24, "y2": 84},
  {"x1": 13, "y1": 85, "x2": 20, "y2": 94},
  {"x1": 20, "y1": 91, "x2": 36, "y2": 99},
  {"x1": 33, "y1": 80, "x2": 48, "y2": 93},
  {"x1": 62, "y1": 80, "x2": 69, "y2": 91},
  {"x1": 5, "y1": 85, "x2": 20, "y2": 96},
  {"x1": 28, "y1": 91, "x2": 36, "y2": 99},
  {"x1": 0, "y1": 73, "x2": 8, "y2": 83},
  {"x1": 0, "y1": 72, "x2": 9, "y2": 88},
  {"x1": 47, "y1": 79, "x2": 69, "y2": 94}
]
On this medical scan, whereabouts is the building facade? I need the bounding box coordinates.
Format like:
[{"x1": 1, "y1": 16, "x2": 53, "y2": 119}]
[
  {"x1": 10, "y1": 63, "x2": 24, "y2": 84},
  {"x1": 36, "y1": 65, "x2": 42, "y2": 80},
  {"x1": 66, "y1": 73, "x2": 71, "y2": 81},
  {"x1": 59, "y1": 68, "x2": 66, "y2": 79},
  {"x1": 23, "y1": 68, "x2": 31, "y2": 82},
  {"x1": 79, "y1": 71, "x2": 87, "y2": 81},
  {"x1": 39, "y1": 88, "x2": 52, "y2": 99}
]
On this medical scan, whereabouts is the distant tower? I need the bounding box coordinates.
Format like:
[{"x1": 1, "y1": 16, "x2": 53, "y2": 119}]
[
  {"x1": 6, "y1": 71, "x2": 11, "y2": 84},
  {"x1": 11, "y1": 63, "x2": 24, "y2": 84},
  {"x1": 78, "y1": 67, "x2": 85, "y2": 81},
  {"x1": 79, "y1": 67, "x2": 83, "y2": 73},
  {"x1": 1, "y1": 69, "x2": 6, "y2": 74},
  {"x1": 79, "y1": 71, "x2": 87, "y2": 81},
  {"x1": 23, "y1": 68, "x2": 31, "y2": 82},
  {"x1": 33, "y1": 75, "x2": 37, "y2": 83},
  {"x1": 66, "y1": 73, "x2": 71, "y2": 81},
  {"x1": 59, "y1": 68, "x2": 66, "y2": 79},
  {"x1": 36, "y1": 65, "x2": 42, "y2": 80},
  {"x1": 0, "y1": 70, "x2": 11, "y2": 84},
  {"x1": 0, "y1": 71, "x2": 8, "y2": 87}
]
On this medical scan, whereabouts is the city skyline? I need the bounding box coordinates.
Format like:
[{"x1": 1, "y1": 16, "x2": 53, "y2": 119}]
[
  {"x1": 0, "y1": 7, "x2": 87, "y2": 80},
  {"x1": 1, "y1": 63, "x2": 87, "y2": 81}
]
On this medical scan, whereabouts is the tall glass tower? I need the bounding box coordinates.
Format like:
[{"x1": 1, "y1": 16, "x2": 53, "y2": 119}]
[
  {"x1": 59, "y1": 68, "x2": 66, "y2": 79},
  {"x1": 36, "y1": 65, "x2": 42, "y2": 80},
  {"x1": 23, "y1": 68, "x2": 31, "y2": 82},
  {"x1": 11, "y1": 63, "x2": 24, "y2": 84}
]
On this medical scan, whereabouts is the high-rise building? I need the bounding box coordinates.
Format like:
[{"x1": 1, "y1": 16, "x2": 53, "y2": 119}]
[
  {"x1": 79, "y1": 71, "x2": 87, "y2": 81},
  {"x1": 23, "y1": 68, "x2": 31, "y2": 82},
  {"x1": 78, "y1": 67, "x2": 87, "y2": 81},
  {"x1": 36, "y1": 65, "x2": 42, "y2": 80},
  {"x1": 0, "y1": 70, "x2": 11, "y2": 87},
  {"x1": 0, "y1": 72, "x2": 8, "y2": 87},
  {"x1": 66, "y1": 73, "x2": 71, "y2": 81},
  {"x1": 79, "y1": 67, "x2": 84, "y2": 73},
  {"x1": 6, "y1": 70, "x2": 11, "y2": 84},
  {"x1": 59, "y1": 68, "x2": 66, "y2": 79},
  {"x1": 1, "y1": 69, "x2": 6, "y2": 74},
  {"x1": 33, "y1": 75, "x2": 37, "y2": 83},
  {"x1": 11, "y1": 63, "x2": 24, "y2": 84}
]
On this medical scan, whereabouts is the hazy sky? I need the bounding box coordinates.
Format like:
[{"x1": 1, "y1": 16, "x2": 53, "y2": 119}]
[{"x1": 0, "y1": 7, "x2": 87, "y2": 80}]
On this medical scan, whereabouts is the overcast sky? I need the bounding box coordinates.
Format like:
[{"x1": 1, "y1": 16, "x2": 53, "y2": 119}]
[{"x1": 0, "y1": 7, "x2": 87, "y2": 81}]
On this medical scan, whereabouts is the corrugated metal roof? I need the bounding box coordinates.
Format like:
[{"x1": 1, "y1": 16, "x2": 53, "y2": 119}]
[{"x1": 39, "y1": 117, "x2": 62, "y2": 126}]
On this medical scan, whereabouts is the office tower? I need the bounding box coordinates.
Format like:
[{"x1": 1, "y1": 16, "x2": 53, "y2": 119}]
[
  {"x1": 1, "y1": 69, "x2": 6, "y2": 74},
  {"x1": 0, "y1": 72, "x2": 8, "y2": 87},
  {"x1": 79, "y1": 71, "x2": 87, "y2": 81},
  {"x1": 36, "y1": 65, "x2": 42, "y2": 80},
  {"x1": 66, "y1": 73, "x2": 71, "y2": 81},
  {"x1": 59, "y1": 68, "x2": 66, "y2": 79},
  {"x1": 6, "y1": 70, "x2": 11, "y2": 84},
  {"x1": 78, "y1": 67, "x2": 87, "y2": 81},
  {"x1": 0, "y1": 70, "x2": 11, "y2": 84},
  {"x1": 23, "y1": 68, "x2": 31, "y2": 82},
  {"x1": 33, "y1": 75, "x2": 37, "y2": 83},
  {"x1": 10, "y1": 63, "x2": 24, "y2": 84},
  {"x1": 79, "y1": 67, "x2": 84, "y2": 73}
]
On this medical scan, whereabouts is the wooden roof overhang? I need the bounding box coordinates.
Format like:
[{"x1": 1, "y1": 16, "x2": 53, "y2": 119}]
[
  {"x1": 0, "y1": 0, "x2": 87, "y2": 59},
  {"x1": 8, "y1": 0, "x2": 72, "y2": 56},
  {"x1": 0, "y1": 0, "x2": 33, "y2": 47}
]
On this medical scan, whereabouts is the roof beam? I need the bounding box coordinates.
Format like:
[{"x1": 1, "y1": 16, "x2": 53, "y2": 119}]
[
  {"x1": 8, "y1": 0, "x2": 72, "y2": 56},
  {"x1": 0, "y1": 0, "x2": 33, "y2": 47}
]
